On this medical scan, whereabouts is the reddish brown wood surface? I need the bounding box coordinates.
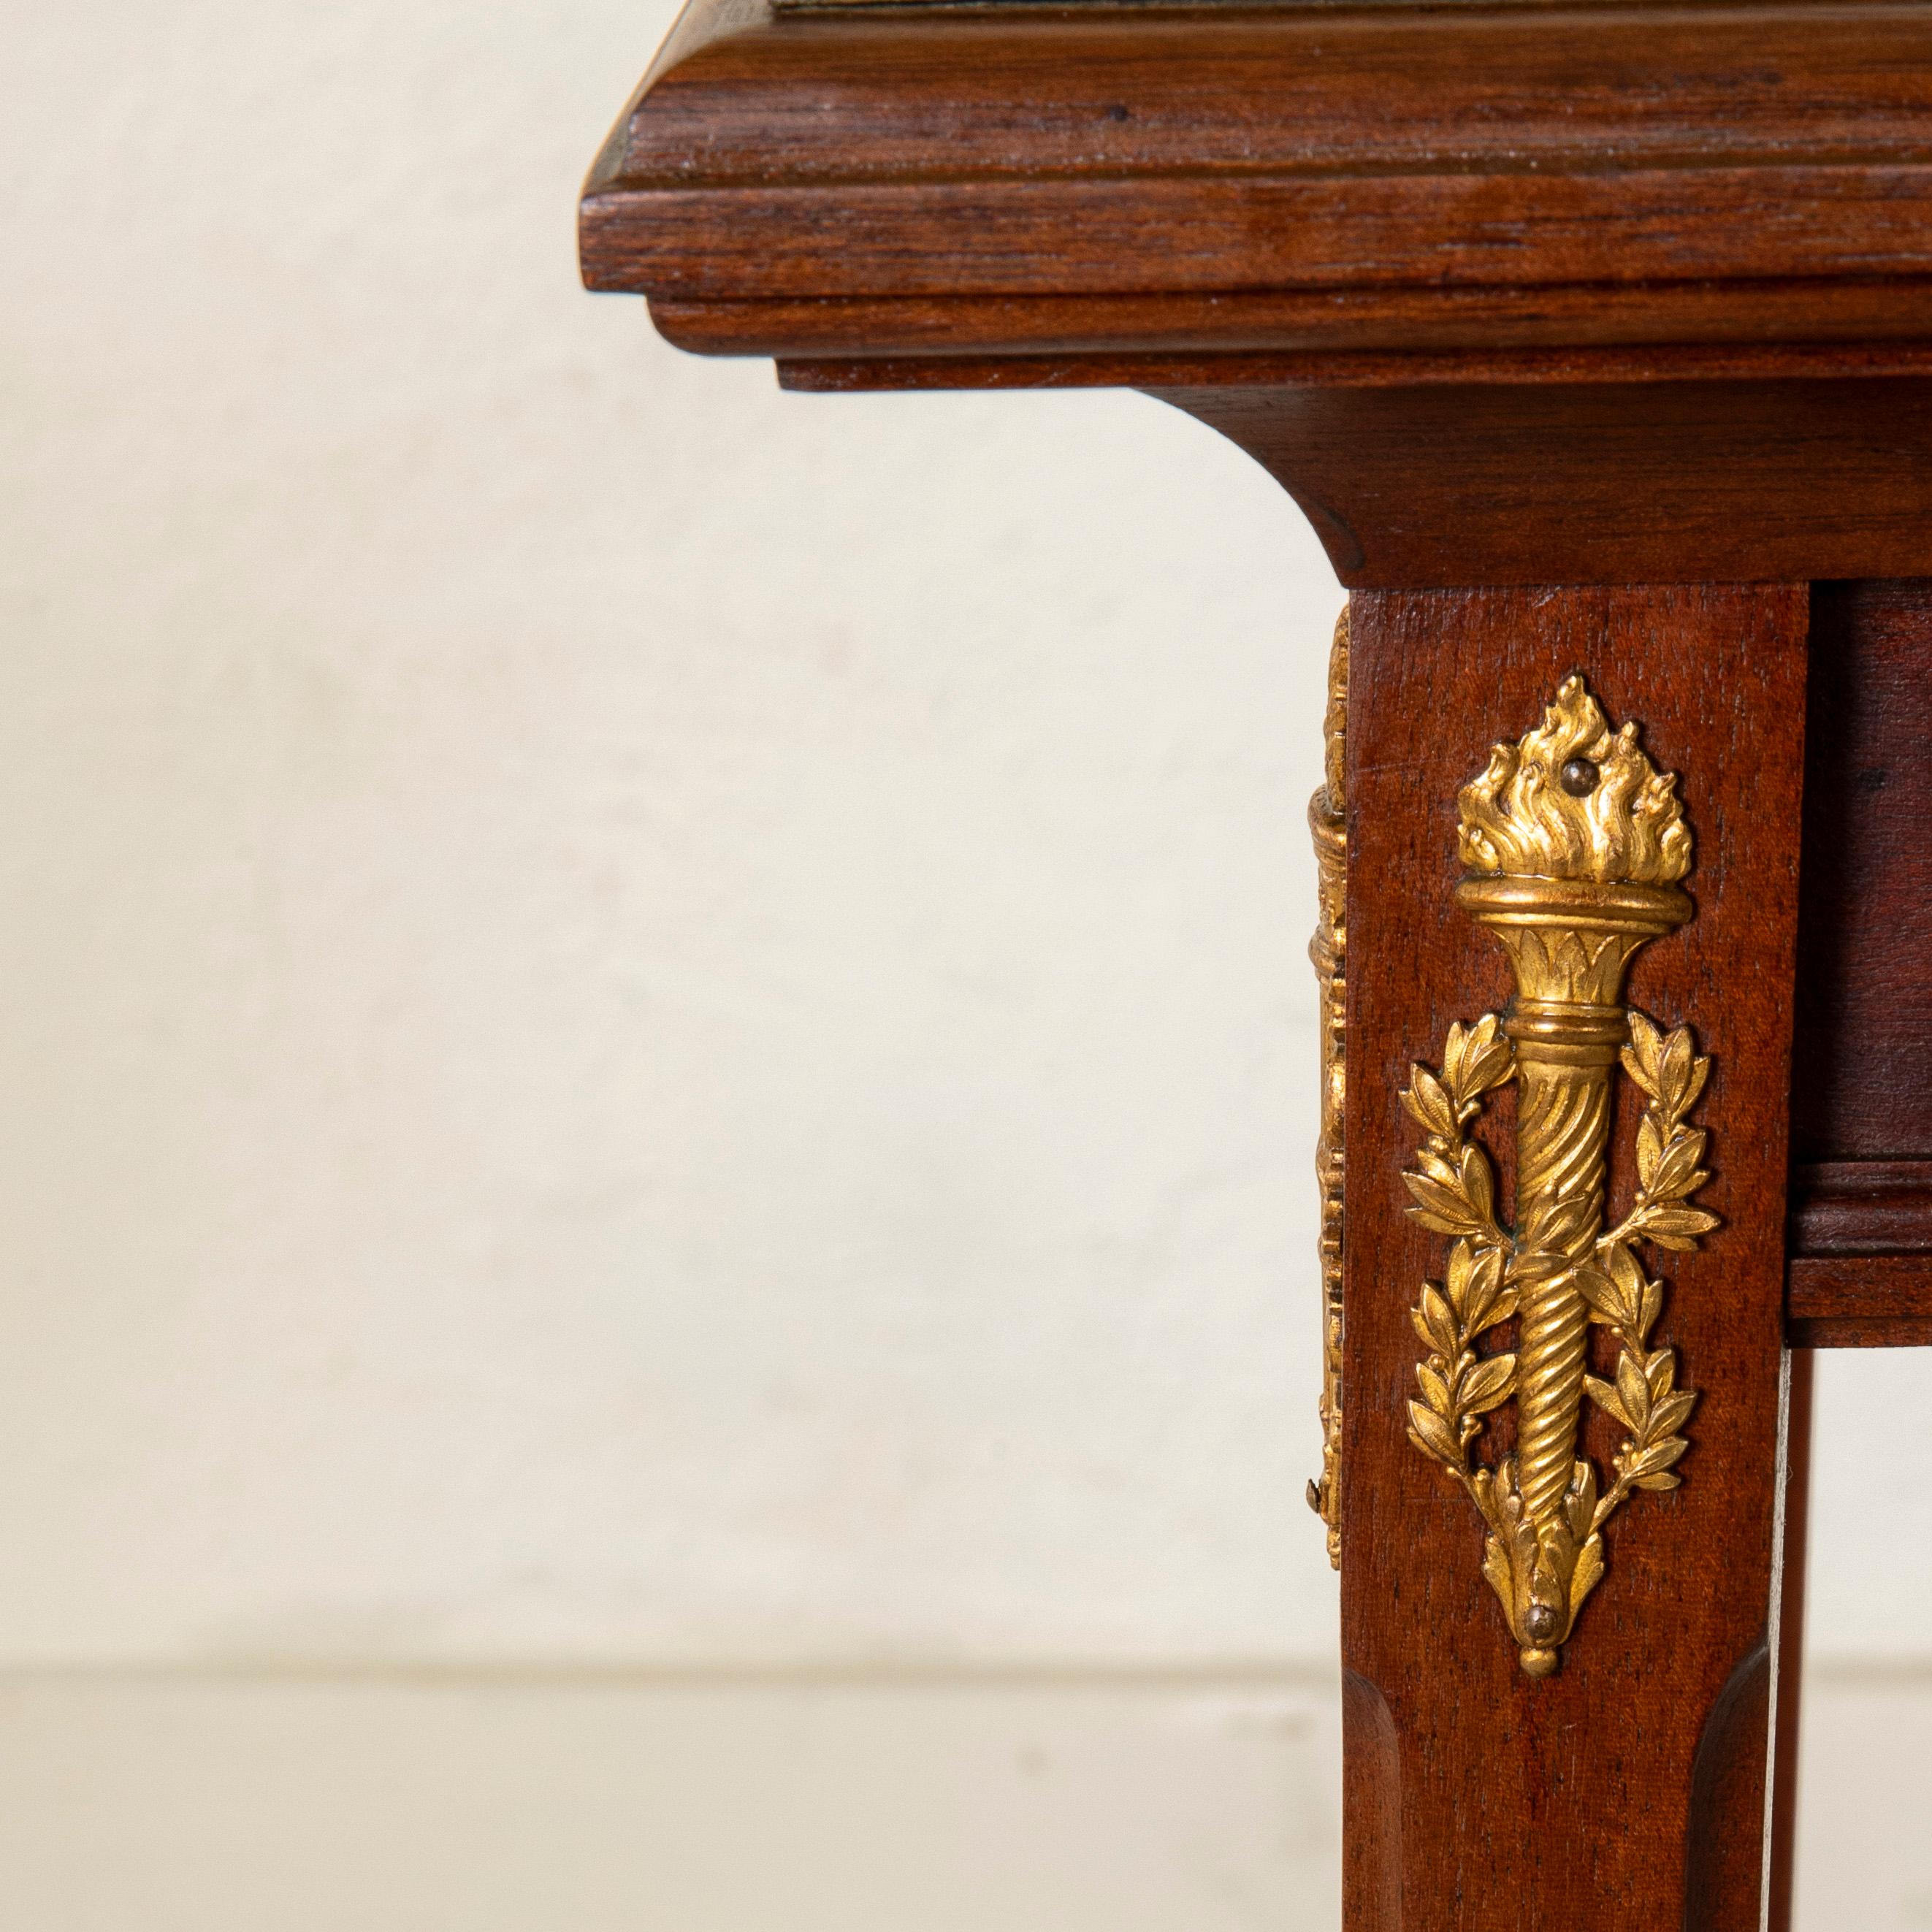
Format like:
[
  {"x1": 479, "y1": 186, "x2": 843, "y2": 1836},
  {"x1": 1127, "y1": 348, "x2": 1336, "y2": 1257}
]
[
  {"x1": 1153, "y1": 380, "x2": 1932, "y2": 587},
  {"x1": 1788, "y1": 1256, "x2": 1932, "y2": 1345},
  {"x1": 1768, "y1": 1348, "x2": 1813, "y2": 1932},
  {"x1": 1790, "y1": 1159, "x2": 1932, "y2": 1249},
  {"x1": 660, "y1": 283, "x2": 1932, "y2": 364},
  {"x1": 600, "y1": 163, "x2": 1932, "y2": 300},
  {"x1": 774, "y1": 371, "x2": 1932, "y2": 589},
  {"x1": 1793, "y1": 579, "x2": 1932, "y2": 1157},
  {"x1": 586, "y1": 1, "x2": 1932, "y2": 324},
  {"x1": 1343, "y1": 586, "x2": 1808, "y2": 1931},
  {"x1": 1785, "y1": 1160, "x2": 1932, "y2": 1343},
  {"x1": 776, "y1": 341, "x2": 1932, "y2": 392},
  {"x1": 1780, "y1": 584, "x2": 1932, "y2": 1344}
]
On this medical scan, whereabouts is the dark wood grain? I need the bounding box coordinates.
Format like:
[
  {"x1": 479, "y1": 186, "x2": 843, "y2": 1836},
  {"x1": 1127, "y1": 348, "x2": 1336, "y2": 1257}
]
[
  {"x1": 776, "y1": 340, "x2": 1932, "y2": 391},
  {"x1": 1784, "y1": 1157, "x2": 1932, "y2": 1343},
  {"x1": 1790, "y1": 1160, "x2": 1932, "y2": 1251},
  {"x1": 599, "y1": 0, "x2": 1932, "y2": 195},
  {"x1": 1773, "y1": 582, "x2": 1932, "y2": 1264},
  {"x1": 1793, "y1": 580, "x2": 1932, "y2": 1158},
  {"x1": 779, "y1": 371, "x2": 1932, "y2": 588},
  {"x1": 1153, "y1": 381, "x2": 1932, "y2": 587},
  {"x1": 1782, "y1": 1164, "x2": 1932, "y2": 1345},
  {"x1": 1768, "y1": 1348, "x2": 1813, "y2": 1932},
  {"x1": 585, "y1": 1, "x2": 1932, "y2": 318},
  {"x1": 1788, "y1": 1256, "x2": 1932, "y2": 1345},
  {"x1": 669, "y1": 285, "x2": 1932, "y2": 362},
  {"x1": 1343, "y1": 585, "x2": 1808, "y2": 1931},
  {"x1": 599, "y1": 166, "x2": 1932, "y2": 303}
]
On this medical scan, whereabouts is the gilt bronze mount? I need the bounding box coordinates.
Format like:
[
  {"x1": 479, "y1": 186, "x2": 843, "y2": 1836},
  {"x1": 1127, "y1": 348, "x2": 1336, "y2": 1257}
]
[
  {"x1": 1305, "y1": 608, "x2": 1348, "y2": 1568},
  {"x1": 1400, "y1": 678, "x2": 1719, "y2": 1676}
]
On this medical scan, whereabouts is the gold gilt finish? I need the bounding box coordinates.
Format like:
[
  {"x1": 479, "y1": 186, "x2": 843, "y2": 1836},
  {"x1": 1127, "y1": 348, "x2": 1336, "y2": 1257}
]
[
  {"x1": 1401, "y1": 678, "x2": 1719, "y2": 1676},
  {"x1": 1305, "y1": 607, "x2": 1348, "y2": 1568}
]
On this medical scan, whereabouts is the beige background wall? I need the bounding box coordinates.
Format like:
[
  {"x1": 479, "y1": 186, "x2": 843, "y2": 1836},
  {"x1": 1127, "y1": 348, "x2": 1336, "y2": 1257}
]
[{"x1": 3, "y1": 0, "x2": 1928, "y2": 1925}]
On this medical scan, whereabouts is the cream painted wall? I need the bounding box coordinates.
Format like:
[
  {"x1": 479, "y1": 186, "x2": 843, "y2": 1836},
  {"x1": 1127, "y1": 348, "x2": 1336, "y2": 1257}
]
[
  {"x1": 6, "y1": 0, "x2": 1345, "y2": 1671},
  {"x1": 2, "y1": 0, "x2": 1928, "y2": 1923}
]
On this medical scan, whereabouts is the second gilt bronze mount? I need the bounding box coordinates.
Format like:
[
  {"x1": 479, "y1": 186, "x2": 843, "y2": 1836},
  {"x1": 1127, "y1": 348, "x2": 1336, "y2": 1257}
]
[{"x1": 1402, "y1": 678, "x2": 1718, "y2": 1678}]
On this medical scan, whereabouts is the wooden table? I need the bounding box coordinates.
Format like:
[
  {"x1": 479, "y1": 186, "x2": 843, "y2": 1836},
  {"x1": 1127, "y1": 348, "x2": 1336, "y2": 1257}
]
[{"x1": 580, "y1": 5, "x2": 1932, "y2": 1923}]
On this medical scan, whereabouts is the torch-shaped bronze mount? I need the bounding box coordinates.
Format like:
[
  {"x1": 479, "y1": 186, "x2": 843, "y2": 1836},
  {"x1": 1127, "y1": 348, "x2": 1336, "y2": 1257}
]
[{"x1": 1402, "y1": 680, "x2": 1717, "y2": 1677}]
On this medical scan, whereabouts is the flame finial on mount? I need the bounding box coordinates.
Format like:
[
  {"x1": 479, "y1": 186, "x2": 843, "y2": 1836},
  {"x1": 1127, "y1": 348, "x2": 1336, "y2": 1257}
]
[{"x1": 1458, "y1": 676, "x2": 1692, "y2": 887}]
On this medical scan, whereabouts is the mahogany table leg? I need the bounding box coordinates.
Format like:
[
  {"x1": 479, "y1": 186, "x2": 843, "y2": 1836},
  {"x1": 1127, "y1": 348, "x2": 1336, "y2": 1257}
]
[
  {"x1": 1338, "y1": 587, "x2": 1809, "y2": 1930},
  {"x1": 1768, "y1": 1346, "x2": 1815, "y2": 1932}
]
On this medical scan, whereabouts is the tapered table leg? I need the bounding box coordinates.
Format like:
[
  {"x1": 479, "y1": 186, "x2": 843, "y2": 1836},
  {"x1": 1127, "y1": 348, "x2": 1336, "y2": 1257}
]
[
  {"x1": 1768, "y1": 1346, "x2": 1814, "y2": 1932},
  {"x1": 1336, "y1": 587, "x2": 1809, "y2": 1930}
]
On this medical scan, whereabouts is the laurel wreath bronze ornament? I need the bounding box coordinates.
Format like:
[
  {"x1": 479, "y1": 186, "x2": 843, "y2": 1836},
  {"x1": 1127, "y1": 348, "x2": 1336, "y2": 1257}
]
[{"x1": 1400, "y1": 677, "x2": 1719, "y2": 1678}]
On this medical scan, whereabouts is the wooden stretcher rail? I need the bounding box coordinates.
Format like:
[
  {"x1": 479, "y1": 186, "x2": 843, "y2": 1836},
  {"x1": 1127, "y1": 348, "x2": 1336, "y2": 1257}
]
[{"x1": 1787, "y1": 1161, "x2": 1932, "y2": 1346}]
